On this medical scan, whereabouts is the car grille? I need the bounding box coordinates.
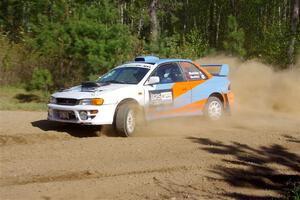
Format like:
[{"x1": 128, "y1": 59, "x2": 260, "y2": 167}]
[
  {"x1": 54, "y1": 110, "x2": 77, "y2": 120},
  {"x1": 56, "y1": 98, "x2": 78, "y2": 106}
]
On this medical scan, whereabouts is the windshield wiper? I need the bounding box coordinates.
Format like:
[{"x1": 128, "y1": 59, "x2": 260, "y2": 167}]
[
  {"x1": 125, "y1": 82, "x2": 138, "y2": 84},
  {"x1": 102, "y1": 80, "x2": 126, "y2": 84}
]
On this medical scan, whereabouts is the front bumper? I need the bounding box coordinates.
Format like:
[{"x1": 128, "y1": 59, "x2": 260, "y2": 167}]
[{"x1": 47, "y1": 103, "x2": 117, "y2": 125}]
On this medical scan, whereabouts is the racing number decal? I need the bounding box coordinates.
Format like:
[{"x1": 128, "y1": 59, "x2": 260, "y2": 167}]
[{"x1": 149, "y1": 89, "x2": 173, "y2": 106}]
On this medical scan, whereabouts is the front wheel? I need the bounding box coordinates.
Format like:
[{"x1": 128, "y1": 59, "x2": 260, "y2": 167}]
[
  {"x1": 204, "y1": 96, "x2": 223, "y2": 120},
  {"x1": 115, "y1": 103, "x2": 139, "y2": 137}
]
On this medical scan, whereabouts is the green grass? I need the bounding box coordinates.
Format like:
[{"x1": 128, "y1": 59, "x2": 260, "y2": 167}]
[
  {"x1": 0, "y1": 86, "x2": 49, "y2": 111},
  {"x1": 287, "y1": 183, "x2": 300, "y2": 200}
]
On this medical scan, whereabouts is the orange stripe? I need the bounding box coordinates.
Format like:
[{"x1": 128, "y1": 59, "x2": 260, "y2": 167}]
[
  {"x1": 172, "y1": 82, "x2": 190, "y2": 99},
  {"x1": 178, "y1": 98, "x2": 207, "y2": 112},
  {"x1": 152, "y1": 99, "x2": 207, "y2": 116},
  {"x1": 173, "y1": 80, "x2": 206, "y2": 99},
  {"x1": 172, "y1": 62, "x2": 212, "y2": 99},
  {"x1": 222, "y1": 93, "x2": 226, "y2": 109},
  {"x1": 227, "y1": 91, "x2": 234, "y2": 106},
  {"x1": 188, "y1": 80, "x2": 205, "y2": 89},
  {"x1": 192, "y1": 62, "x2": 213, "y2": 79}
]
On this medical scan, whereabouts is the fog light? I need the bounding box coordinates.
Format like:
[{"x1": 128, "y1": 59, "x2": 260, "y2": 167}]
[{"x1": 79, "y1": 111, "x2": 88, "y2": 120}]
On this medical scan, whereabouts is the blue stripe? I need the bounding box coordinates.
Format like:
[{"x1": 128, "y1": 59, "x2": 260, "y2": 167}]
[
  {"x1": 153, "y1": 83, "x2": 174, "y2": 90},
  {"x1": 191, "y1": 77, "x2": 229, "y2": 102}
]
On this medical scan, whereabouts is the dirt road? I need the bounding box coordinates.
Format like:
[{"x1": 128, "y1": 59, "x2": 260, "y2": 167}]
[{"x1": 0, "y1": 109, "x2": 299, "y2": 200}]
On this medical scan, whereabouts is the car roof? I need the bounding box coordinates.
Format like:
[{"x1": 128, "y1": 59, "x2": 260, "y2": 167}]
[
  {"x1": 155, "y1": 58, "x2": 192, "y2": 64},
  {"x1": 132, "y1": 56, "x2": 192, "y2": 65},
  {"x1": 118, "y1": 56, "x2": 193, "y2": 70}
]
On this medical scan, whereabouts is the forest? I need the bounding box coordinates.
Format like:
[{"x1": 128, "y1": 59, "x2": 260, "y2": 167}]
[{"x1": 0, "y1": 0, "x2": 299, "y2": 90}]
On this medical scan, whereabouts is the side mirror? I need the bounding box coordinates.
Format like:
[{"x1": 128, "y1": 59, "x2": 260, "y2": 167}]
[{"x1": 147, "y1": 76, "x2": 160, "y2": 85}]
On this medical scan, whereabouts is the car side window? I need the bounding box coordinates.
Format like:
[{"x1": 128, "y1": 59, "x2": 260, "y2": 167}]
[
  {"x1": 152, "y1": 63, "x2": 184, "y2": 84},
  {"x1": 179, "y1": 62, "x2": 207, "y2": 81}
]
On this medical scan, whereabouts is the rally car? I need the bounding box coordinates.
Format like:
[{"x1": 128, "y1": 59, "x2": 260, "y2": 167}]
[{"x1": 48, "y1": 56, "x2": 233, "y2": 136}]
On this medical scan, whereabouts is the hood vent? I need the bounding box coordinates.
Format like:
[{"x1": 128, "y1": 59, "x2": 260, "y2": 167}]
[{"x1": 81, "y1": 81, "x2": 101, "y2": 92}]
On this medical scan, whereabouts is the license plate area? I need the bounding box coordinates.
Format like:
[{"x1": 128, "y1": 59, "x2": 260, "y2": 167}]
[{"x1": 57, "y1": 110, "x2": 75, "y2": 120}]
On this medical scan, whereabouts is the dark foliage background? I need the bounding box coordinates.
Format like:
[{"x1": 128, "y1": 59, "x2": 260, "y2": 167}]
[{"x1": 0, "y1": 0, "x2": 299, "y2": 89}]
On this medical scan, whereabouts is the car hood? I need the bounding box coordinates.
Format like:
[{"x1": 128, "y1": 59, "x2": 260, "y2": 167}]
[{"x1": 52, "y1": 83, "x2": 134, "y2": 99}]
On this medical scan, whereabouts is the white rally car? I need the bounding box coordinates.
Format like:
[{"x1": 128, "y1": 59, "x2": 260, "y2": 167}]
[{"x1": 48, "y1": 56, "x2": 233, "y2": 136}]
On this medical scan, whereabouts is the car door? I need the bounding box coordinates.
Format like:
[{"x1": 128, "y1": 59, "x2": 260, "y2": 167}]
[
  {"x1": 178, "y1": 61, "x2": 209, "y2": 114},
  {"x1": 144, "y1": 62, "x2": 192, "y2": 119}
]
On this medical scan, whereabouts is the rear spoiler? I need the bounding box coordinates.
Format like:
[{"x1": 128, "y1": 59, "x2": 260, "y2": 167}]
[{"x1": 200, "y1": 64, "x2": 229, "y2": 77}]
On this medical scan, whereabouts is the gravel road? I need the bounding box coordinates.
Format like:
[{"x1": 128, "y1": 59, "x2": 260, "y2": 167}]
[{"x1": 0, "y1": 110, "x2": 299, "y2": 200}]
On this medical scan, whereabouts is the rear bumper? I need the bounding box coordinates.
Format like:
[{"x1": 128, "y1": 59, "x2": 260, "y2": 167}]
[
  {"x1": 47, "y1": 103, "x2": 117, "y2": 125},
  {"x1": 224, "y1": 91, "x2": 234, "y2": 113},
  {"x1": 227, "y1": 91, "x2": 234, "y2": 107}
]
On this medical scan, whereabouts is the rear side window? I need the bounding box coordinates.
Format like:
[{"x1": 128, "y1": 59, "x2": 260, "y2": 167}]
[
  {"x1": 179, "y1": 62, "x2": 207, "y2": 81},
  {"x1": 152, "y1": 63, "x2": 184, "y2": 84}
]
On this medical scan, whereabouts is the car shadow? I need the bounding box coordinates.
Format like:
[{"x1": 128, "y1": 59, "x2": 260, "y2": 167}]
[
  {"x1": 186, "y1": 137, "x2": 300, "y2": 200},
  {"x1": 31, "y1": 120, "x2": 118, "y2": 138}
]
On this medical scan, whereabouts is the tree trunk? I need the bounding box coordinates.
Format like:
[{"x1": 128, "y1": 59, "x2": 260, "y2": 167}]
[
  {"x1": 230, "y1": 0, "x2": 236, "y2": 16},
  {"x1": 287, "y1": 0, "x2": 299, "y2": 67},
  {"x1": 216, "y1": 5, "x2": 221, "y2": 47},
  {"x1": 119, "y1": 1, "x2": 124, "y2": 24},
  {"x1": 149, "y1": 0, "x2": 159, "y2": 42},
  {"x1": 137, "y1": 9, "x2": 144, "y2": 37},
  {"x1": 208, "y1": 0, "x2": 216, "y2": 47}
]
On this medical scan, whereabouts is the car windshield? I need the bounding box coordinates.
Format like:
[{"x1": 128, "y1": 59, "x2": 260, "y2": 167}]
[{"x1": 97, "y1": 67, "x2": 150, "y2": 84}]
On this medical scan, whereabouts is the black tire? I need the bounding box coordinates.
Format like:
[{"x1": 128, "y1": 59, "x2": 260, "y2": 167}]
[
  {"x1": 204, "y1": 96, "x2": 224, "y2": 120},
  {"x1": 114, "y1": 102, "x2": 140, "y2": 137}
]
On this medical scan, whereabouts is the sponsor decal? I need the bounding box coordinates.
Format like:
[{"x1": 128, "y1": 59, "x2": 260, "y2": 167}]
[
  {"x1": 149, "y1": 89, "x2": 173, "y2": 106},
  {"x1": 188, "y1": 71, "x2": 206, "y2": 79},
  {"x1": 188, "y1": 71, "x2": 200, "y2": 79}
]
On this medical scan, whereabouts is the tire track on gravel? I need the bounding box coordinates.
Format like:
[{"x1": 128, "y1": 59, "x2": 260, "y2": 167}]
[
  {"x1": 1, "y1": 165, "x2": 203, "y2": 186},
  {"x1": 0, "y1": 133, "x2": 72, "y2": 146}
]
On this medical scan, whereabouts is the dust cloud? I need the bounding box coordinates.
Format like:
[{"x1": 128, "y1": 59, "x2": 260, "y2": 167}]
[
  {"x1": 140, "y1": 55, "x2": 300, "y2": 137},
  {"x1": 196, "y1": 55, "x2": 300, "y2": 116}
]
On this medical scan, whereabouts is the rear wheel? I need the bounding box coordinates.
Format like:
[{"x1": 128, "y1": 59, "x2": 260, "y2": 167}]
[
  {"x1": 115, "y1": 103, "x2": 140, "y2": 137},
  {"x1": 204, "y1": 96, "x2": 223, "y2": 120}
]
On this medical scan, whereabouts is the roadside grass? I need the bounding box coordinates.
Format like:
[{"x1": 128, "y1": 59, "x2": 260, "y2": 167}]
[
  {"x1": 286, "y1": 183, "x2": 300, "y2": 200},
  {"x1": 0, "y1": 86, "x2": 49, "y2": 111}
]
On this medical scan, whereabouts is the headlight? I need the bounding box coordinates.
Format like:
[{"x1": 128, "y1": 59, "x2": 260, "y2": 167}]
[
  {"x1": 79, "y1": 98, "x2": 104, "y2": 106},
  {"x1": 49, "y1": 96, "x2": 56, "y2": 104}
]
